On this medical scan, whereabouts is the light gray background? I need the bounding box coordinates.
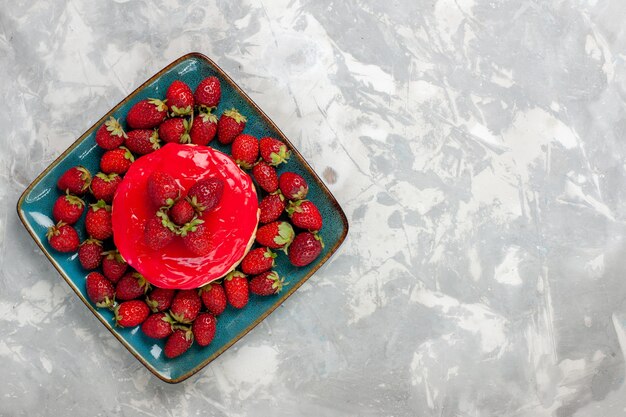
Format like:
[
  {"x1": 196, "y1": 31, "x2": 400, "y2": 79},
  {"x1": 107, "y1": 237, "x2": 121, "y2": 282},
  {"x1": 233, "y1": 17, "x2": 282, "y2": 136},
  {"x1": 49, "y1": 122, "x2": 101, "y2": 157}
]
[{"x1": 2, "y1": 0, "x2": 626, "y2": 416}]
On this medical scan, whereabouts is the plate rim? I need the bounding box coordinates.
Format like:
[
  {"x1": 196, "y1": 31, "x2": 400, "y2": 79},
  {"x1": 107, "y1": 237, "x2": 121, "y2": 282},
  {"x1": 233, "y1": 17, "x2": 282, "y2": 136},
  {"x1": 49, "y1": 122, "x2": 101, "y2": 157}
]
[{"x1": 16, "y1": 52, "x2": 349, "y2": 383}]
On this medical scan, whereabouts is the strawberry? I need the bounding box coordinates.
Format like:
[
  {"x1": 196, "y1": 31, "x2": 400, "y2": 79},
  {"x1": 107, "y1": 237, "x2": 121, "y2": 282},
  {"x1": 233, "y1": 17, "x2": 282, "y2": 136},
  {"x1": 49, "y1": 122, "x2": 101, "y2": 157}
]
[
  {"x1": 78, "y1": 239, "x2": 103, "y2": 270},
  {"x1": 180, "y1": 219, "x2": 212, "y2": 256},
  {"x1": 187, "y1": 178, "x2": 224, "y2": 213},
  {"x1": 224, "y1": 271, "x2": 249, "y2": 309},
  {"x1": 252, "y1": 162, "x2": 278, "y2": 193},
  {"x1": 116, "y1": 272, "x2": 151, "y2": 301},
  {"x1": 199, "y1": 282, "x2": 227, "y2": 316},
  {"x1": 141, "y1": 312, "x2": 175, "y2": 339},
  {"x1": 146, "y1": 287, "x2": 176, "y2": 312},
  {"x1": 217, "y1": 108, "x2": 246, "y2": 144},
  {"x1": 190, "y1": 111, "x2": 217, "y2": 145},
  {"x1": 114, "y1": 300, "x2": 150, "y2": 327},
  {"x1": 85, "y1": 271, "x2": 115, "y2": 308},
  {"x1": 126, "y1": 98, "x2": 168, "y2": 129},
  {"x1": 255, "y1": 221, "x2": 294, "y2": 249},
  {"x1": 164, "y1": 328, "x2": 193, "y2": 358},
  {"x1": 102, "y1": 250, "x2": 128, "y2": 283},
  {"x1": 279, "y1": 172, "x2": 308, "y2": 201},
  {"x1": 288, "y1": 232, "x2": 324, "y2": 267},
  {"x1": 125, "y1": 129, "x2": 160, "y2": 155},
  {"x1": 286, "y1": 200, "x2": 322, "y2": 231},
  {"x1": 169, "y1": 198, "x2": 195, "y2": 226},
  {"x1": 241, "y1": 247, "x2": 276, "y2": 275},
  {"x1": 95, "y1": 116, "x2": 127, "y2": 150},
  {"x1": 46, "y1": 221, "x2": 79, "y2": 252},
  {"x1": 144, "y1": 210, "x2": 177, "y2": 251},
  {"x1": 194, "y1": 76, "x2": 221, "y2": 108},
  {"x1": 192, "y1": 313, "x2": 217, "y2": 347},
  {"x1": 250, "y1": 271, "x2": 285, "y2": 296},
  {"x1": 90, "y1": 172, "x2": 122, "y2": 203},
  {"x1": 147, "y1": 171, "x2": 180, "y2": 207},
  {"x1": 169, "y1": 289, "x2": 202, "y2": 323},
  {"x1": 258, "y1": 192, "x2": 285, "y2": 224},
  {"x1": 52, "y1": 193, "x2": 85, "y2": 225},
  {"x1": 100, "y1": 147, "x2": 134, "y2": 174},
  {"x1": 57, "y1": 166, "x2": 91, "y2": 195},
  {"x1": 166, "y1": 80, "x2": 194, "y2": 116},
  {"x1": 231, "y1": 134, "x2": 259, "y2": 169},
  {"x1": 85, "y1": 200, "x2": 112, "y2": 240},
  {"x1": 259, "y1": 137, "x2": 290, "y2": 166},
  {"x1": 158, "y1": 117, "x2": 191, "y2": 144}
]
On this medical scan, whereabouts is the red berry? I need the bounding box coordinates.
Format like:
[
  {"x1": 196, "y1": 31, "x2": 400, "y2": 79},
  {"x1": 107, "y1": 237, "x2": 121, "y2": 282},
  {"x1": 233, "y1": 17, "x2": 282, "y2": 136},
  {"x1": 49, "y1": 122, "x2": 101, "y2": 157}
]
[
  {"x1": 102, "y1": 250, "x2": 128, "y2": 283},
  {"x1": 190, "y1": 111, "x2": 218, "y2": 145},
  {"x1": 255, "y1": 221, "x2": 294, "y2": 249},
  {"x1": 199, "y1": 282, "x2": 227, "y2": 316},
  {"x1": 279, "y1": 172, "x2": 309, "y2": 201},
  {"x1": 166, "y1": 80, "x2": 194, "y2": 116},
  {"x1": 146, "y1": 288, "x2": 176, "y2": 312},
  {"x1": 85, "y1": 271, "x2": 115, "y2": 308},
  {"x1": 164, "y1": 328, "x2": 193, "y2": 358},
  {"x1": 249, "y1": 271, "x2": 285, "y2": 296},
  {"x1": 217, "y1": 108, "x2": 246, "y2": 144},
  {"x1": 52, "y1": 193, "x2": 85, "y2": 225},
  {"x1": 259, "y1": 137, "x2": 290, "y2": 166},
  {"x1": 85, "y1": 200, "x2": 112, "y2": 240},
  {"x1": 95, "y1": 116, "x2": 126, "y2": 150},
  {"x1": 116, "y1": 272, "x2": 151, "y2": 301},
  {"x1": 141, "y1": 312, "x2": 175, "y2": 339},
  {"x1": 252, "y1": 162, "x2": 278, "y2": 193},
  {"x1": 147, "y1": 171, "x2": 180, "y2": 207},
  {"x1": 169, "y1": 289, "x2": 202, "y2": 324},
  {"x1": 78, "y1": 239, "x2": 103, "y2": 270},
  {"x1": 46, "y1": 221, "x2": 79, "y2": 252},
  {"x1": 180, "y1": 220, "x2": 212, "y2": 256},
  {"x1": 114, "y1": 300, "x2": 150, "y2": 327},
  {"x1": 258, "y1": 193, "x2": 285, "y2": 224},
  {"x1": 100, "y1": 147, "x2": 134, "y2": 174},
  {"x1": 286, "y1": 200, "x2": 323, "y2": 231},
  {"x1": 144, "y1": 211, "x2": 177, "y2": 251},
  {"x1": 126, "y1": 98, "x2": 168, "y2": 129},
  {"x1": 187, "y1": 178, "x2": 224, "y2": 213},
  {"x1": 231, "y1": 134, "x2": 259, "y2": 169},
  {"x1": 241, "y1": 247, "x2": 276, "y2": 275},
  {"x1": 57, "y1": 166, "x2": 91, "y2": 195},
  {"x1": 288, "y1": 232, "x2": 324, "y2": 267},
  {"x1": 223, "y1": 271, "x2": 249, "y2": 309},
  {"x1": 192, "y1": 313, "x2": 217, "y2": 347},
  {"x1": 90, "y1": 172, "x2": 122, "y2": 203},
  {"x1": 125, "y1": 129, "x2": 161, "y2": 155},
  {"x1": 194, "y1": 76, "x2": 221, "y2": 108},
  {"x1": 169, "y1": 198, "x2": 195, "y2": 226},
  {"x1": 158, "y1": 117, "x2": 191, "y2": 144}
]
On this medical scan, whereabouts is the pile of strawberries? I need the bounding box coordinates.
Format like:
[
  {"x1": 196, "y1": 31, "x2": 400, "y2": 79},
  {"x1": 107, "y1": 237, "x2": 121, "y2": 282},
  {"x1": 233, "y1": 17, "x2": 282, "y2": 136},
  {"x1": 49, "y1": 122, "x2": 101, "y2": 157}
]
[{"x1": 46, "y1": 76, "x2": 325, "y2": 359}]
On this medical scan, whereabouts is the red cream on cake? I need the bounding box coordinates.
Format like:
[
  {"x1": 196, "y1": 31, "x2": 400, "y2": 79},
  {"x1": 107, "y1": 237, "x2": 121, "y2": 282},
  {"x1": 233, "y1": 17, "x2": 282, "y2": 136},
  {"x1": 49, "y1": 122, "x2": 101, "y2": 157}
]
[{"x1": 112, "y1": 143, "x2": 259, "y2": 289}]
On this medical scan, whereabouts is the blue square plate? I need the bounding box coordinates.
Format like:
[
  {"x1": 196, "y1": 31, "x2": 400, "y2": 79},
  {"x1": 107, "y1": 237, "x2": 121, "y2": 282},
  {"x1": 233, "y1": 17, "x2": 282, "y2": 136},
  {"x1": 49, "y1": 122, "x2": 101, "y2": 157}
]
[{"x1": 16, "y1": 53, "x2": 348, "y2": 383}]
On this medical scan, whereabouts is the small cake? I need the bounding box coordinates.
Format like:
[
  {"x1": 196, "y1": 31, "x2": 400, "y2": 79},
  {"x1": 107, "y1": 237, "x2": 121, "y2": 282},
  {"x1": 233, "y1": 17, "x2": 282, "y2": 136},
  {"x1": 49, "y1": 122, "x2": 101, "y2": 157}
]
[{"x1": 112, "y1": 143, "x2": 259, "y2": 289}]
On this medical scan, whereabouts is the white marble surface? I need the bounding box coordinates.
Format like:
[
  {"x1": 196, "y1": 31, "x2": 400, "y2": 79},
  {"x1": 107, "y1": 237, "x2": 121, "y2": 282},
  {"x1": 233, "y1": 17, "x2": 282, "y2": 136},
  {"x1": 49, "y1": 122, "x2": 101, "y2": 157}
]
[{"x1": 3, "y1": 0, "x2": 626, "y2": 415}]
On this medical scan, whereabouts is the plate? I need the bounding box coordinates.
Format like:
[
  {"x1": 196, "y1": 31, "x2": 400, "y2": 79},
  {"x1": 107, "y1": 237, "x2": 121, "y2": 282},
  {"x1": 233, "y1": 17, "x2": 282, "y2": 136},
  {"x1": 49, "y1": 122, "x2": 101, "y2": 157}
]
[{"x1": 16, "y1": 53, "x2": 349, "y2": 383}]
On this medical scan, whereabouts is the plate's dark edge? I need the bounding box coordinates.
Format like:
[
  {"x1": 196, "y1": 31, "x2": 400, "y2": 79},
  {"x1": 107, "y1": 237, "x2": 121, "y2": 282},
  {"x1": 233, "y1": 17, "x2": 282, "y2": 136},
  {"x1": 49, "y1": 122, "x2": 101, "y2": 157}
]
[{"x1": 16, "y1": 52, "x2": 349, "y2": 384}]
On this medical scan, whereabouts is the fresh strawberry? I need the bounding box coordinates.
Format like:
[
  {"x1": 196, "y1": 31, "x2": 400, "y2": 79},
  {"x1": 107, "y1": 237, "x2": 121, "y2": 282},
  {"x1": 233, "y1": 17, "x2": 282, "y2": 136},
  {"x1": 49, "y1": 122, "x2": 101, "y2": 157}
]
[
  {"x1": 57, "y1": 166, "x2": 91, "y2": 195},
  {"x1": 164, "y1": 328, "x2": 193, "y2": 358},
  {"x1": 288, "y1": 232, "x2": 324, "y2": 267},
  {"x1": 102, "y1": 250, "x2": 128, "y2": 283},
  {"x1": 259, "y1": 137, "x2": 290, "y2": 166},
  {"x1": 169, "y1": 198, "x2": 195, "y2": 226},
  {"x1": 241, "y1": 247, "x2": 276, "y2": 275},
  {"x1": 223, "y1": 271, "x2": 249, "y2": 309},
  {"x1": 192, "y1": 313, "x2": 217, "y2": 347},
  {"x1": 279, "y1": 172, "x2": 309, "y2": 201},
  {"x1": 199, "y1": 282, "x2": 227, "y2": 316},
  {"x1": 78, "y1": 239, "x2": 103, "y2": 270},
  {"x1": 187, "y1": 178, "x2": 224, "y2": 213},
  {"x1": 252, "y1": 162, "x2": 278, "y2": 193},
  {"x1": 126, "y1": 98, "x2": 168, "y2": 129},
  {"x1": 90, "y1": 172, "x2": 122, "y2": 203},
  {"x1": 169, "y1": 289, "x2": 202, "y2": 324},
  {"x1": 141, "y1": 312, "x2": 175, "y2": 339},
  {"x1": 258, "y1": 193, "x2": 285, "y2": 224},
  {"x1": 166, "y1": 80, "x2": 194, "y2": 116},
  {"x1": 180, "y1": 219, "x2": 212, "y2": 256},
  {"x1": 231, "y1": 134, "x2": 259, "y2": 169},
  {"x1": 147, "y1": 171, "x2": 180, "y2": 207},
  {"x1": 250, "y1": 271, "x2": 285, "y2": 296},
  {"x1": 95, "y1": 116, "x2": 127, "y2": 150},
  {"x1": 125, "y1": 129, "x2": 160, "y2": 155},
  {"x1": 286, "y1": 200, "x2": 323, "y2": 231},
  {"x1": 85, "y1": 200, "x2": 112, "y2": 240},
  {"x1": 52, "y1": 193, "x2": 85, "y2": 225},
  {"x1": 144, "y1": 211, "x2": 177, "y2": 250},
  {"x1": 116, "y1": 272, "x2": 151, "y2": 301},
  {"x1": 189, "y1": 111, "x2": 217, "y2": 145},
  {"x1": 255, "y1": 221, "x2": 294, "y2": 249},
  {"x1": 85, "y1": 271, "x2": 115, "y2": 308},
  {"x1": 158, "y1": 117, "x2": 191, "y2": 144},
  {"x1": 100, "y1": 147, "x2": 134, "y2": 174},
  {"x1": 146, "y1": 288, "x2": 176, "y2": 312},
  {"x1": 114, "y1": 300, "x2": 150, "y2": 327},
  {"x1": 194, "y1": 76, "x2": 221, "y2": 108},
  {"x1": 46, "y1": 221, "x2": 79, "y2": 252},
  {"x1": 217, "y1": 108, "x2": 246, "y2": 144}
]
